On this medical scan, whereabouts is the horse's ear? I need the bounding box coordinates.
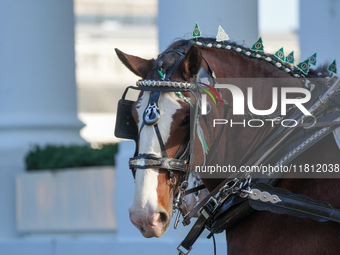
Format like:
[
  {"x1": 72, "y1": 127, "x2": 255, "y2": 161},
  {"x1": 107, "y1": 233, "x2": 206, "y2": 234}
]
[
  {"x1": 115, "y1": 48, "x2": 154, "y2": 78},
  {"x1": 182, "y1": 45, "x2": 202, "y2": 80}
]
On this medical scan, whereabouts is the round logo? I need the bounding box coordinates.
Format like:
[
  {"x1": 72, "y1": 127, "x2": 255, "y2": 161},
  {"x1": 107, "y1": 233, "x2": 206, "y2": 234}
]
[
  {"x1": 278, "y1": 51, "x2": 283, "y2": 58},
  {"x1": 255, "y1": 42, "x2": 262, "y2": 49},
  {"x1": 310, "y1": 57, "x2": 315, "y2": 63},
  {"x1": 331, "y1": 64, "x2": 336, "y2": 71},
  {"x1": 194, "y1": 28, "x2": 199, "y2": 35},
  {"x1": 287, "y1": 56, "x2": 293, "y2": 62},
  {"x1": 301, "y1": 63, "x2": 307, "y2": 69}
]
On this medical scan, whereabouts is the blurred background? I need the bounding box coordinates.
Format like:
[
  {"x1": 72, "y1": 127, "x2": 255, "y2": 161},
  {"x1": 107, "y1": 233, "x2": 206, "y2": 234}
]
[{"x1": 1, "y1": 0, "x2": 340, "y2": 254}]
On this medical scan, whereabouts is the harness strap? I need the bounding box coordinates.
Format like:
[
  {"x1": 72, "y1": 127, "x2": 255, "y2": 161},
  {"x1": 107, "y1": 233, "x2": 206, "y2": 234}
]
[
  {"x1": 154, "y1": 124, "x2": 168, "y2": 158},
  {"x1": 183, "y1": 79, "x2": 339, "y2": 233},
  {"x1": 184, "y1": 184, "x2": 206, "y2": 196},
  {"x1": 177, "y1": 212, "x2": 209, "y2": 254},
  {"x1": 183, "y1": 179, "x2": 229, "y2": 225},
  {"x1": 179, "y1": 179, "x2": 242, "y2": 255},
  {"x1": 174, "y1": 131, "x2": 190, "y2": 159},
  {"x1": 164, "y1": 54, "x2": 186, "y2": 80},
  {"x1": 179, "y1": 115, "x2": 340, "y2": 253},
  {"x1": 248, "y1": 182, "x2": 340, "y2": 223},
  {"x1": 182, "y1": 115, "x2": 340, "y2": 225}
]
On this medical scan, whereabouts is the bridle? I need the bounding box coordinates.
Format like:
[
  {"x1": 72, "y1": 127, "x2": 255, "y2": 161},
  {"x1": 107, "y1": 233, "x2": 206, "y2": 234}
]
[
  {"x1": 129, "y1": 49, "x2": 192, "y2": 185},
  {"x1": 114, "y1": 47, "x2": 226, "y2": 228},
  {"x1": 115, "y1": 48, "x2": 202, "y2": 201},
  {"x1": 128, "y1": 87, "x2": 190, "y2": 184}
]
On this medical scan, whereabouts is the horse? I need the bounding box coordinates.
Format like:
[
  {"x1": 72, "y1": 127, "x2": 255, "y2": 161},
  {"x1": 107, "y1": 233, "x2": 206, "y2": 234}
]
[{"x1": 114, "y1": 37, "x2": 340, "y2": 254}]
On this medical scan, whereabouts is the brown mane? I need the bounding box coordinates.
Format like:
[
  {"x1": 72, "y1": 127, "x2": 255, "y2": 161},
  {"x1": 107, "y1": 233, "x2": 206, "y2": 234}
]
[
  {"x1": 163, "y1": 38, "x2": 330, "y2": 78},
  {"x1": 157, "y1": 37, "x2": 330, "y2": 109}
]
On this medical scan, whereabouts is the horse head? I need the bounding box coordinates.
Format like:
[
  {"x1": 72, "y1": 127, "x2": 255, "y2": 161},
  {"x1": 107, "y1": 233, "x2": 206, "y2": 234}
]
[
  {"x1": 115, "y1": 44, "x2": 204, "y2": 237},
  {"x1": 115, "y1": 38, "x2": 325, "y2": 239}
]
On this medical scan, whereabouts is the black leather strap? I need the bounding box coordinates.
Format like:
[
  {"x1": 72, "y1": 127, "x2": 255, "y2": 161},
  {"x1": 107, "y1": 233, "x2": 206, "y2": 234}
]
[
  {"x1": 179, "y1": 197, "x2": 217, "y2": 252},
  {"x1": 174, "y1": 131, "x2": 190, "y2": 159},
  {"x1": 183, "y1": 184, "x2": 206, "y2": 197},
  {"x1": 249, "y1": 183, "x2": 340, "y2": 223},
  {"x1": 164, "y1": 54, "x2": 185, "y2": 81},
  {"x1": 154, "y1": 124, "x2": 168, "y2": 158},
  {"x1": 178, "y1": 214, "x2": 207, "y2": 252}
]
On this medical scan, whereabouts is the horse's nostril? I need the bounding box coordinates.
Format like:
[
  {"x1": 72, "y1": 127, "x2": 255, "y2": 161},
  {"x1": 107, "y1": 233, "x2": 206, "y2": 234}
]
[{"x1": 159, "y1": 212, "x2": 168, "y2": 225}]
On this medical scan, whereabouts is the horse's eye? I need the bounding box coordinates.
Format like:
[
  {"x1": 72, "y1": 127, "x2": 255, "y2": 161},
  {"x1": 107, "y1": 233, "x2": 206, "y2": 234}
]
[{"x1": 181, "y1": 116, "x2": 190, "y2": 127}]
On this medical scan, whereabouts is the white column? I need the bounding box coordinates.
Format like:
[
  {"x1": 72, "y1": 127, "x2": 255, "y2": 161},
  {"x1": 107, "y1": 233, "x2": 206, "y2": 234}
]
[
  {"x1": 300, "y1": 0, "x2": 340, "y2": 64},
  {"x1": 0, "y1": 0, "x2": 84, "y2": 237},
  {"x1": 115, "y1": 141, "x2": 143, "y2": 240},
  {"x1": 158, "y1": 0, "x2": 258, "y2": 52}
]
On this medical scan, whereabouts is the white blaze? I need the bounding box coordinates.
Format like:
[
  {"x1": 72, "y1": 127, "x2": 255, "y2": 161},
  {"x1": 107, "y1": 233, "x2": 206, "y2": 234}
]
[{"x1": 129, "y1": 91, "x2": 182, "y2": 216}]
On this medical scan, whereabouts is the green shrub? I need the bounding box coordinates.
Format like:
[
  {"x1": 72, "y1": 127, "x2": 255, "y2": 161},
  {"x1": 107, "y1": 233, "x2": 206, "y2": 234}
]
[{"x1": 25, "y1": 144, "x2": 118, "y2": 171}]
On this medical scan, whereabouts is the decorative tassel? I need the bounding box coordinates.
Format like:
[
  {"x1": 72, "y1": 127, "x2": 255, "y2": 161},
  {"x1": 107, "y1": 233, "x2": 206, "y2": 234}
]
[{"x1": 197, "y1": 123, "x2": 209, "y2": 165}]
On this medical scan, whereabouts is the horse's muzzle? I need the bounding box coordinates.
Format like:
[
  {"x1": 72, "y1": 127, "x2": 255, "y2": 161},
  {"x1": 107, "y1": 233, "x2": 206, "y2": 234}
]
[{"x1": 129, "y1": 208, "x2": 170, "y2": 238}]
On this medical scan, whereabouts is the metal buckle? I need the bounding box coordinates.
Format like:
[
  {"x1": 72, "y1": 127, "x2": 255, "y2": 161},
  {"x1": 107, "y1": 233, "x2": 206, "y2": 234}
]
[
  {"x1": 177, "y1": 243, "x2": 192, "y2": 255},
  {"x1": 201, "y1": 196, "x2": 218, "y2": 219},
  {"x1": 207, "y1": 196, "x2": 218, "y2": 209},
  {"x1": 201, "y1": 208, "x2": 210, "y2": 219},
  {"x1": 174, "y1": 209, "x2": 182, "y2": 229}
]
